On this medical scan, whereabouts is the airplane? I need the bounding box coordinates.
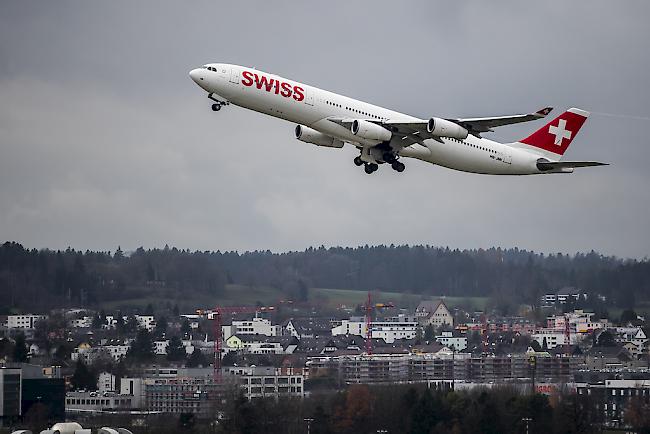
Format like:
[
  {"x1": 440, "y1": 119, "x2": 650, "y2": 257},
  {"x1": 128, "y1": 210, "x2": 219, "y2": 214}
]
[{"x1": 189, "y1": 63, "x2": 607, "y2": 175}]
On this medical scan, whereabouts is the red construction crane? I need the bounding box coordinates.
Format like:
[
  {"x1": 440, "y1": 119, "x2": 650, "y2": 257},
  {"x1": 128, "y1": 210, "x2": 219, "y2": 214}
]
[
  {"x1": 209, "y1": 305, "x2": 274, "y2": 382},
  {"x1": 363, "y1": 292, "x2": 395, "y2": 355},
  {"x1": 481, "y1": 314, "x2": 489, "y2": 354},
  {"x1": 365, "y1": 292, "x2": 373, "y2": 355},
  {"x1": 564, "y1": 314, "x2": 571, "y2": 355}
]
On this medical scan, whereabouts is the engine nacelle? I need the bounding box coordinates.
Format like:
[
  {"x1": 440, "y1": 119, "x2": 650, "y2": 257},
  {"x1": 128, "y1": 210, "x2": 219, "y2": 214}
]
[
  {"x1": 427, "y1": 117, "x2": 469, "y2": 140},
  {"x1": 351, "y1": 119, "x2": 392, "y2": 142},
  {"x1": 295, "y1": 125, "x2": 343, "y2": 148}
]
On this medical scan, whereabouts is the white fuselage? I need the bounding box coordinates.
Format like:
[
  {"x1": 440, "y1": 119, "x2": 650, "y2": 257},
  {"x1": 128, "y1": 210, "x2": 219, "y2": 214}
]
[{"x1": 190, "y1": 63, "x2": 546, "y2": 175}]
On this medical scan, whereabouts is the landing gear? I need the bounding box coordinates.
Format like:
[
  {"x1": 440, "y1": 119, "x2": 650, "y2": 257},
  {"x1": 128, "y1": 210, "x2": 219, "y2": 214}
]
[
  {"x1": 391, "y1": 161, "x2": 405, "y2": 172},
  {"x1": 364, "y1": 163, "x2": 378, "y2": 174},
  {"x1": 354, "y1": 156, "x2": 364, "y2": 166},
  {"x1": 383, "y1": 152, "x2": 397, "y2": 164},
  {"x1": 208, "y1": 93, "x2": 229, "y2": 112}
]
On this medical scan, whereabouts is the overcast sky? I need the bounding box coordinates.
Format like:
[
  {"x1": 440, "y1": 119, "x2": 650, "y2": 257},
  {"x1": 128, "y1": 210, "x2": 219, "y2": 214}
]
[{"x1": 1, "y1": 1, "x2": 649, "y2": 258}]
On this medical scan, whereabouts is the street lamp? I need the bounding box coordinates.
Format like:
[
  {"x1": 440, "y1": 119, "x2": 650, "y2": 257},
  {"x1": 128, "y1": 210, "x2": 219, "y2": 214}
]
[{"x1": 304, "y1": 418, "x2": 314, "y2": 434}]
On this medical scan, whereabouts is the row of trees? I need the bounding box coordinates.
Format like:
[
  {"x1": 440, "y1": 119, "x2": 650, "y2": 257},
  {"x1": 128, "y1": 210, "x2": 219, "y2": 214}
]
[
  {"x1": 131, "y1": 384, "x2": 650, "y2": 434},
  {"x1": 1, "y1": 242, "x2": 648, "y2": 312}
]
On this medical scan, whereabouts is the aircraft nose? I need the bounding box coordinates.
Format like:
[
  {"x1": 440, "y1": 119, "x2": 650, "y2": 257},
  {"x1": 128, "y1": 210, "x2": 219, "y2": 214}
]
[{"x1": 189, "y1": 68, "x2": 203, "y2": 85}]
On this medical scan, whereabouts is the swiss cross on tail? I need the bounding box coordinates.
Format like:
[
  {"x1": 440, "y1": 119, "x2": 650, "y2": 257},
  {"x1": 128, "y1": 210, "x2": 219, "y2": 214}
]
[{"x1": 520, "y1": 108, "x2": 589, "y2": 158}]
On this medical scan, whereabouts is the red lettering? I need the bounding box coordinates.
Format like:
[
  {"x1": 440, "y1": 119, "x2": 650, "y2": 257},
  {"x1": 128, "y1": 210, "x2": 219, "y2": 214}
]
[
  {"x1": 293, "y1": 86, "x2": 305, "y2": 101},
  {"x1": 274, "y1": 80, "x2": 280, "y2": 94},
  {"x1": 242, "y1": 70, "x2": 254, "y2": 87},
  {"x1": 255, "y1": 74, "x2": 275, "y2": 92},
  {"x1": 280, "y1": 81, "x2": 293, "y2": 98}
]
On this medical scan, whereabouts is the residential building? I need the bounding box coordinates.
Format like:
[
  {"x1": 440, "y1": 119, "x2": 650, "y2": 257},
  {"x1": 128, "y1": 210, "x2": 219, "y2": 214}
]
[
  {"x1": 222, "y1": 315, "x2": 281, "y2": 340},
  {"x1": 98, "y1": 372, "x2": 116, "y2": 393},
  {"x1": 541, "y1": 287, "x2": 584, "y2": 306},
  {"x1": 584, "y1": 346, "x2": 634, "y2": 370},
  {"x1": 307, "y1": 351, "x2": 581, "y2": 385},
  {"x1": 531, "y1": 330, "x2": 570, "y2": 349},
  {"x1": 286, "y1": 318, "x2": 333, "y2": 339},
  {"x1": 223, "y1": 366, "x2": 305, "y2": 399},
  {"x1": 134, "y1": 315, "x2": 156, "y2": 332},
  {"x1": 415, "y1": 300, "x2": 454, "y2": 328},
  {"x1": 101, "y1": 344, "x2": 130, "y2": 361},
  {"x1": 65, "y1": 391, "x2": 137, "y2": 413},
  {"x1": 21, "y1": 365, "x2": 65, "y2": 424},
  {"x1": 6, "y1": 315, "x2": 46, "y2": 330},
  {"x1": 435, "y1": 331, "x2": 468, "y2": 351},
  {"x1": 575, "y1": 380, "x2": 650, "y2": 430},
  {"x1": 120, "y1": 377, "x2": 144, "y2": 408},
  {"x1": 68, "y1": 316, "x2": 93, "y2": 328},
  {"x1": 154, "y1": 340, "x2": 170, "y2": 355},
  {"x1": 141, "y1": 368, "x2": 223, "y2": 418},
  {"x1": 331, "y1": 315, "x2": 418, "y2": 343},
  {"x1": 0, "y1": 367, "x2": 21, "y2": 423},
  {"x1": 225, "y1": 335, "x2": 298, "y2": 355}
]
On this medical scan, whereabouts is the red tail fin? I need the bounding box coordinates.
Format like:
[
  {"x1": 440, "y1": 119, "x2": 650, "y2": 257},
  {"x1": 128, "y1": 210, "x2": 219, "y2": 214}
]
[{"x1": 519, "y1": 108, "x2": 589, "y2": 157}]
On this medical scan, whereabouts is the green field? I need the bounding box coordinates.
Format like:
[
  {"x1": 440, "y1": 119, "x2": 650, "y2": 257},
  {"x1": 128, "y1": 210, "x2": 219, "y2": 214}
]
[
  {"x1": 310, "y1": 288, "x2": 488, "y2": 310},
  {"x1": 98, "y1": 284, "x2": 488, "y2": 313}
]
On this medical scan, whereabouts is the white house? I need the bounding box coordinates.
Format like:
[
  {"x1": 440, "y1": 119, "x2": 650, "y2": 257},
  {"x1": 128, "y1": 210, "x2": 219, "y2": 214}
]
[
  {"x1": 435, "y1": 331, "x2": 467, "y2": 351},
  {"x1": 69, "y1": 316, "x2": 93, "y2": 328},
  {"x1": 135, "y1": 315, "x2": 156, "y2": 331},
  {"x1": 98, "y1": 372, "x2": 116, "y2": 393},
  {"x1": 415, "y1": 300, "x2": 453, "y2": 327},
  {"x1": 331, "y1": 314, "x2": 418, "y2": 344},
  {"x1": 7, "y1": 314, "x2": 46, "y2": 329},
  {"x1": 222, "y1": 315, "x2": 281, "y2": 340},
  {"x1": 225, "y1": 335, "x2": 297, "y2": 355},
  {"x1": 154, "y1": 340, "x2": 170, "y2": 355},
  {"x1": 101, "y1": 344, "x2": 130, "y2": 361}
]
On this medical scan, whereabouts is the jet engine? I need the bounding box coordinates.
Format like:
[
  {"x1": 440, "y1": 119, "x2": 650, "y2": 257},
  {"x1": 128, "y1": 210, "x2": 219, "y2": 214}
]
[
  {"x1": 295, "y1": 125, "x2": 344, "y2": 148},
  {"x1": 427, "y1": 117, "x2": 469, "y2": 140},
  {"x1": 351, "y1": 120, "x2": 392, "y2": 142}
]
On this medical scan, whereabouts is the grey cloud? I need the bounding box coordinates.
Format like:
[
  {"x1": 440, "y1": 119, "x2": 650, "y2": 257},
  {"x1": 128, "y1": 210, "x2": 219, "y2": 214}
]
[{"x1": 1, "y1": 0, "x2": 649, "y2": 257}]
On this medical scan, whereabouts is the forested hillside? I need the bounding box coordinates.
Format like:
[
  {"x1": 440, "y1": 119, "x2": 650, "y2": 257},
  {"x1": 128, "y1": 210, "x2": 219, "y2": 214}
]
[{"x1": 0, "y1": 241, "x2": 648, "y2": 313}]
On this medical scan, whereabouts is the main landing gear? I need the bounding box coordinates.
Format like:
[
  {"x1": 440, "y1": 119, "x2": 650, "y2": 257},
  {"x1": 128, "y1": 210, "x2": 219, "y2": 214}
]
[
  {"x1": 208, "y1": 93, "x2": 229, "y2": 112},
  {"x1": 353, "y1": 154, "x2": 405, "y2": 174},
  {"x1": 391, "y1": 161, "x2": 405, "y2": 172},
  {"x1": 364, "y1": 163, "x2": 379, "y2": 174}
]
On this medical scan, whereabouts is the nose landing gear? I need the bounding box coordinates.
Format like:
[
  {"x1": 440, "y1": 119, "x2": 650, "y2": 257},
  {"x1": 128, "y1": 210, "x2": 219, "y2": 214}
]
[{"x1": 208, "y1": 93, "x2": 229, "y2": 112}]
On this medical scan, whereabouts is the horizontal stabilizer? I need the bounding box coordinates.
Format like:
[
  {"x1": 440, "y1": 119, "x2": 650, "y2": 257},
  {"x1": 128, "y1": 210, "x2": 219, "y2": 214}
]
[{"x1": 537, "y1": 160, "x2": 608, "y2": 171}]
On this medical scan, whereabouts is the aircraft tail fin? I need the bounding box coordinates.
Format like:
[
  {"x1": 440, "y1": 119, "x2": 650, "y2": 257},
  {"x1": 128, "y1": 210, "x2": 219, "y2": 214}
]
[{"x1": 517, "y1": 108, "x2": 589, "y2": 160}]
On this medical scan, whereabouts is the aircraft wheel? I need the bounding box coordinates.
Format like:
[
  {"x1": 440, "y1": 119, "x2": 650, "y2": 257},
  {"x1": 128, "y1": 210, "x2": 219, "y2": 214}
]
[
  {"x1": 364, "y1": 164, "x2": 375, "y2": 174},
  {"x1": 212, "y1": 104, "x2": 221, "y2": 111},
  {"x1": 354, "y1": 156, "x2": 364, "y2": 166},
  {"x1": 392, "y1": 161, "x2": 405, "y2": 172}
]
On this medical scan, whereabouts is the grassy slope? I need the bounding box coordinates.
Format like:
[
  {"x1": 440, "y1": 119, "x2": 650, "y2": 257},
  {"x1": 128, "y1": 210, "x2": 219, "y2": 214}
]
[{"x1": 99, "y1": 284, "x2": 488, "y2": 312}]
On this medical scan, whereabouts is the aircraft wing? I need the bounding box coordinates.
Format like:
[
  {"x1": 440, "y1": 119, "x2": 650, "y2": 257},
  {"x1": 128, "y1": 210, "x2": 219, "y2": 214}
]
[
  {"x1": 327, "y1": 117, "x2": 439, "y2": 147},
  {"x1": 449, "y1": 107, "x2": 553, "y2": 136},
  {"x1": 537, "y1": 160, "x2": 608, "y2": 171}
]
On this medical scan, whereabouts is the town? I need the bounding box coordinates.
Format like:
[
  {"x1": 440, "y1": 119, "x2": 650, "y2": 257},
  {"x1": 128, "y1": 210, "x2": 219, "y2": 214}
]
[{"x1": 1, "y1": 284, "x2": 649, "y2": 433}]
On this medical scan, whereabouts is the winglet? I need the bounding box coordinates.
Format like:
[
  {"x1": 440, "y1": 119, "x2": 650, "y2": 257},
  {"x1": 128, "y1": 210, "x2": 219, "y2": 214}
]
[{"x1": 535, "y1": 107, "x2": 553, "y2": 118}]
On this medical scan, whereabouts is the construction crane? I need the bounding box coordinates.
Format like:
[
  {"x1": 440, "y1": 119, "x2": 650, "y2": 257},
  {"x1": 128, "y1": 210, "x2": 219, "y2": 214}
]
[
  {"x1": 363, "y1": 292, "x2": 395, "y2": 355},
  {"x1": 208, "y1": 305, "x2": 274, "y2": 382},
  {"x1": 564, "y1": 313, "x2": 572, "y2": 355},
  {"x1": 481, "y1": 313, "x2": 489, "y2": 354}
]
